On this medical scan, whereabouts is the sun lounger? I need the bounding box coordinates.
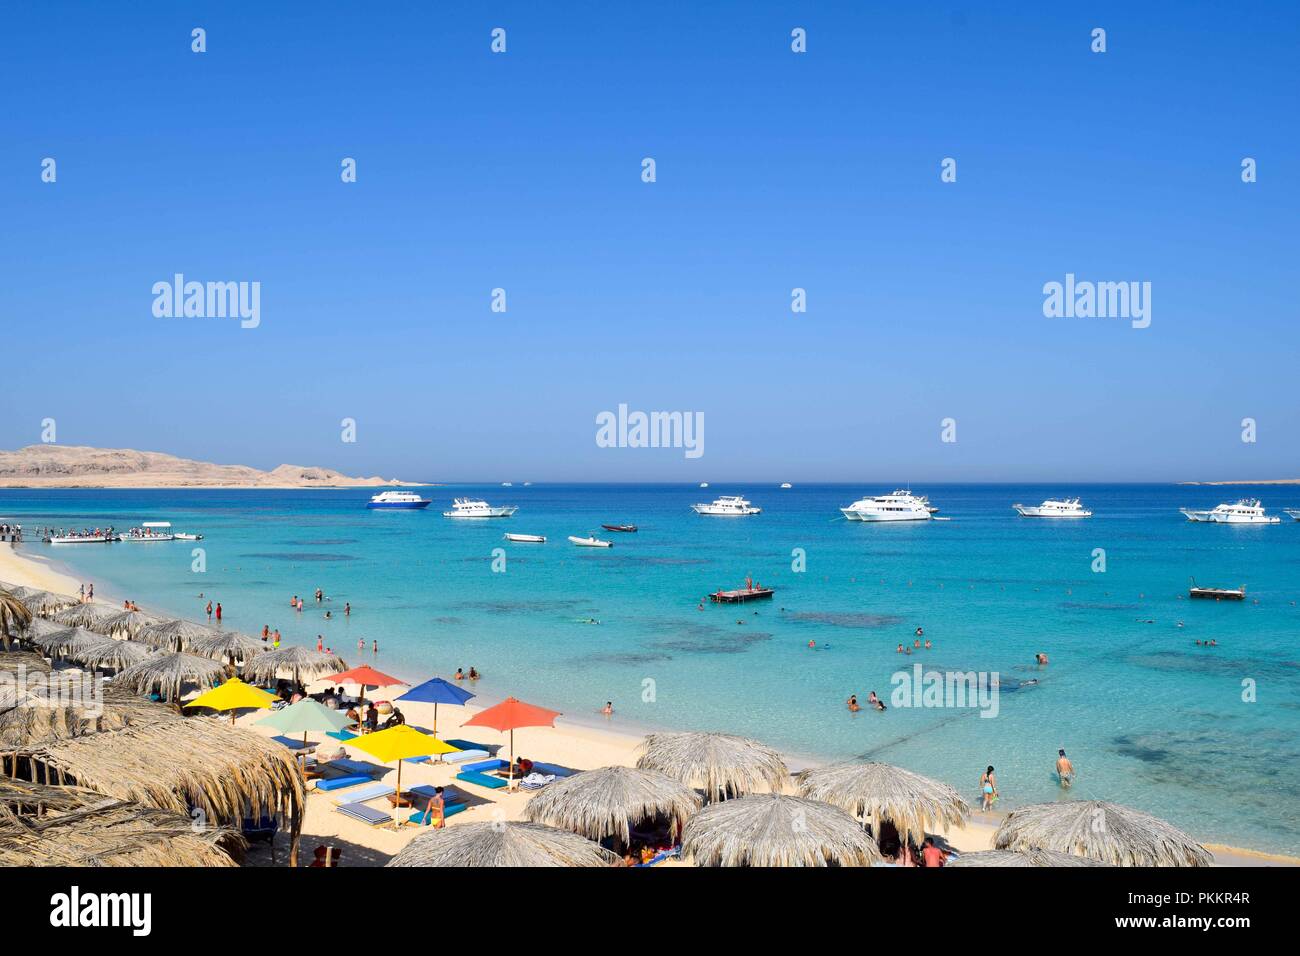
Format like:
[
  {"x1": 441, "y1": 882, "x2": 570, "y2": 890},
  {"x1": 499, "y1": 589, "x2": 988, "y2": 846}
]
[
  {"x1": 456, "y1": 770, "x2": 509, "y2": 790},
  {"x1": 314, "y1": 774, "x2": 371, "y2": 792},
  {"x1": 444, "y1": 738, "x2": 494, "y2": 752},
  {"x1": 529, "y1": 761, "x2": 576, "y2": 778},
  {"x1": 329, "y1": 758, "x2": 381, "y2": 776},
  {"x1": 441, "y1": 748, "x2": 488, "y2": 764},
  {"x1": 329, "y1": 783, "x2": 395, "y2": 805},
  {"x1": 405, "y1": 802, "x2": 467, "y2": 826},
  {"x1": 334, "y1": 802, "x2": 392, "y2": 826},
  {"x1": 461, "y1": 758, "x2": 508, "y2": 774}
]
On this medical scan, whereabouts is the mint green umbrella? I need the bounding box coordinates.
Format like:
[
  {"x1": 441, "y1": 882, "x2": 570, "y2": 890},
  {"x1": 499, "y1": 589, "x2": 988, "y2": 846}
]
[{"x1": 256, "y1": 698, "x2": 353, "y2": 747}]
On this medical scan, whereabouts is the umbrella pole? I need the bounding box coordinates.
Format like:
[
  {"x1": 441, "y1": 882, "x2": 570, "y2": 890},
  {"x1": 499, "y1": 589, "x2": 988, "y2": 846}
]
[
  {"x1": 394, "y1": 760, "x2": 403, "y2": 826},
  {"x1": 509, "y1": 729, "x2": 515, "y2": 787},
  {"x1": 433, "y1": 702, "x2": 438, "y2": 738}
]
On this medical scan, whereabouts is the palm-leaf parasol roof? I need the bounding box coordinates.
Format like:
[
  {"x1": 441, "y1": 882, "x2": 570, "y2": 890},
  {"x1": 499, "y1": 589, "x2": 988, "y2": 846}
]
[
  {"x1": 993, "y1": 800, "x2": 1212, "y2": 867},
  {"x1": 681, "y1": 792, "x2": 884, "y2": 867},
  {"x1": 97, "y1": 608, "x2": 164, "y2": 639},
  {"x1": 135, "y1": 619, "x2": 218, "y2": 651},
  {"x1": 636, "y1": 731, "x2": 788, "y2": 800},
  {"x1": 23, "y1": 626, "x2": 112, "y2": 660},
  {"x1": 11, "y1": 588, "x2": 80, "y2": 616},
  {"x1": 50, "y1": 603, "x2": 122, "y2": 630},
  {"x1": 188, "y1": 630, "x2": 265, "y2": 664},
  {"x1": 386, "y1": 821, "x2": 618, "y2": 867},
  {"x1": 795, "y1": 761, "x2": 970, "y2": 842},
  {"x1": 522, "y1": 765, "x2": 701, "y2": 845},
  {"x1": 243, "y1": 645, "x2": 347, "y2": 685},
  {"x1": 947, "y1": 848, "x2": 1111, "y2": 867},
  {"x1": 115, "y1": 651, "x2": 228, "y2": 703},
  {"x1": 74, "y1": 638, "x2": 156, "y2": 672}
]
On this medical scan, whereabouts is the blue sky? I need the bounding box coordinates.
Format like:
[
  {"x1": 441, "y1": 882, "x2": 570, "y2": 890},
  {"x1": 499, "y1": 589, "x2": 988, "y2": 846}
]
[{"x1": 2, "y1": 2, "x2": 1296, "y2": 482}]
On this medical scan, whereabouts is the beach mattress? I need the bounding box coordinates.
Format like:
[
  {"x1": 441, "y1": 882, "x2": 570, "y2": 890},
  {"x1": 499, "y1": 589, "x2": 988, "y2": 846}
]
[
  {"x1": 441, "y1": 749, "x2": 488, "y2": 764},
  {"x1": 330, "y1": 783, "x2": 395, "y2": 805},
  {"x1": 315, "y1": 774, "x2": 371, "y2": 792},
  {"x1": 271, "y1": 735, "x2": 312, "y2": 750},
  {"x1": 330, "y1": 758, "x2": 379, "y2": 776},
  {"x1": 444, "y1": 739, "x2": 493, "y2": 752},
  {"x1": 406, "y1": 803, "x2": 468, "y2": 826},
  {"x1": 461, "y1": 758, "x2": 508, "y2": 774},
  {"x1": 456, "y1": 770, "x2": 508, "y2": 790},
  {"x1": 327, "y1": 729, "x2": 358, "y2": 741},
  {"x1": 334, "y1": 802, "x2": 392, "y2": 826}
]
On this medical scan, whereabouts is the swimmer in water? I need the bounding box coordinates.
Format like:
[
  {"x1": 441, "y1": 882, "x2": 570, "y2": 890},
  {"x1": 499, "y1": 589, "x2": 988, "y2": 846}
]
[
  {"x1": 1035, "y1": 652, "x2": 1049, "y2": 665},
  {"x1": 896, "y1": 643, "x2": 904, "y2": 653},
  {"x1": 847, "y1": 695, "x2": 861, "y2": 713},
  {"x1": 808, "y1": 640, "x2": 816, "y2": 649},
  {"x1": 979, "y1": 766, "x2": 998, "y2": 810},
  {"x1": 1056, "y1": 749, "x2": 1074, "y2": 788},
  {"x1": 924, "y1": 638, "x2": 932, "y2": 649},
  {"x1": 915, "y1": 627, "x2": 923, "y2": 637}
]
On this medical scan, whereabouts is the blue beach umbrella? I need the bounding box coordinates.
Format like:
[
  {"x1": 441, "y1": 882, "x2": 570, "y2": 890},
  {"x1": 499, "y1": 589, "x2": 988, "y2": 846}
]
[{"x1": 395, "y1": 677, "x2": 476, "y2": 738}]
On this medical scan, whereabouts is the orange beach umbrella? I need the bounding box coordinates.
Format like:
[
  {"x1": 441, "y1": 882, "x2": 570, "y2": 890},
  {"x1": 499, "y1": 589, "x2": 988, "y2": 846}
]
[
  {"x1": 326, "y1": 665, "x2": 406, "y2": 707},
  {"x1": 463, "y1": 697, "x2": 562, "y2": 785}
]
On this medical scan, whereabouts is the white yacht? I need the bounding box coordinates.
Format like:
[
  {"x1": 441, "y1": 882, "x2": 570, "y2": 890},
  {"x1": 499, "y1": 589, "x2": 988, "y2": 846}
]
[
  {"x1": 840, "y1": 490, "x2": 933, "y2": 522},
  {"x1": 367, "y1": 490, "x2": 431, "y2": 510},
  {"x1": 1014, "y1": 498, "x2": 1092, "y2": 518},
  {"x1": 1180, "y1": 499, "x2": 1280, "y2": 524},
  {"x1": 1286, "y1": 509, "x2": 1300, "y2": 521},
  {"x1": 443, "y1": 498, "x2": 518, "y2": 518},
  {"x1": 692, "y1": 495, "x2": 761, "y2": 516},
  {"x1": 780, "y1": 482, "x2": 793, "y2": 489}
]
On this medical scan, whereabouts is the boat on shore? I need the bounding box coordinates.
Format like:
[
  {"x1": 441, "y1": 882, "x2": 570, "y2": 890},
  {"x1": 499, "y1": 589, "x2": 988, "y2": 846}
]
[
  {"x1": 443, "y1": 498, "x2": 518, "y2": 518},
  {"x1": 1014, "y1": 498, "x2": 1092, "y2": 518},
  {"x1": 1189, "y1": 579, "x2": 1246, "y2": 601},
  {"x1": 601, "y1": 524, "x2": 637, "y2": 533},
  {"x1": 367, "y1": 490, "x2": 431, "y2": 510},
  {"x1": 692, "y1": 495, "x2": 761, "y2": 516},
  {"x1": 568, "y1": 535, "x2": 612, "y2": 548},
  {"x1": 1180, "y1": 499, "x2": 1280, "y2": 524},
  {"x1": 841, "y1": 490, "x2": 933, "y2": 522},
  {"x1": 504, "y1": 533, "x2": 546, "y2": 543}
]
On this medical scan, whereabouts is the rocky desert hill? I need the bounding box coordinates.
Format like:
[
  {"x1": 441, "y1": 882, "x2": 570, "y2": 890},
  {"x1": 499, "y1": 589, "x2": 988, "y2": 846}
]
[{"x1": 0, "y1": 445, "x2": 413, "y2": 488}]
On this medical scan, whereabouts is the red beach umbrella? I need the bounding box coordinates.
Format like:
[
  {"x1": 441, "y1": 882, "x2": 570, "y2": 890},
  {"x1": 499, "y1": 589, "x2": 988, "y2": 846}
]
[
  {"x1": 463, "y1": 697, "x2": 562, "y2": 784},
  {"x1": 327, "y1": 665, "x2": 406, "y2": 709}
]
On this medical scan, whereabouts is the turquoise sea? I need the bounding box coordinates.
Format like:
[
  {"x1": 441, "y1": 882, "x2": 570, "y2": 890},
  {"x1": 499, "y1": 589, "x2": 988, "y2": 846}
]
[{"x1": 3, "y1": 484, "x2": 1298, "y2": 854}]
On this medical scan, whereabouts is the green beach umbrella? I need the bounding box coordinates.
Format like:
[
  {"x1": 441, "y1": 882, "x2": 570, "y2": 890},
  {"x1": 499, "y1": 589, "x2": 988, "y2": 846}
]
[{"x1": 256, "y1": 697, "x2": 354, "y2": 747}]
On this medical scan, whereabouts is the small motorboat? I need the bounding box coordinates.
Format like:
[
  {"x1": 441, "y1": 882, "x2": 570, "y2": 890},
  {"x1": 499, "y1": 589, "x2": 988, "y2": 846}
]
[
  {"x1": 1189, "y1": 579, "x2": 1246, "y2": 601},
  {"x1": 780, "y1": 482, "x2": 792, "y2": 489},
  {"x1": 568, "y1": 535, "x2": 612, "y2": 548},
  {"x1": 601, "y1": 524, "x2": 637, "y2": 533},
  {"x1": 504, "y1": 533, "x2": 546, "y2": 543},
  {"x1": 173, "y1": 532, "x2": 204, "y2": 541}
]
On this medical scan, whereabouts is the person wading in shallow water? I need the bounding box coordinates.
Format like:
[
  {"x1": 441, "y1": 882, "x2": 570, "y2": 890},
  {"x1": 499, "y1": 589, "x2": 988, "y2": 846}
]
[{"x1": 1056, "y1": 749, "x2": 1075, "y2": 789}]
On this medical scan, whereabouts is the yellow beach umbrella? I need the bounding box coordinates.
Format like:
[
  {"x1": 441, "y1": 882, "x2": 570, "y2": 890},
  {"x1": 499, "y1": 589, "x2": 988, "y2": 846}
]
[
  {"x1": 342, "y1": 725, "x2": 460, "y2": 818},
  {"x1": 185, "y1": 677, "x2": 279, "y2": 724}
]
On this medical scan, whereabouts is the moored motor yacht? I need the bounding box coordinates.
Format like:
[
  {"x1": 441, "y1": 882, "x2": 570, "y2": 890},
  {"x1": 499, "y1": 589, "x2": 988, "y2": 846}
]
[
  {"x1": 504, "y1": 533, "x2": 545, "y2": 543},
  {"x1": 443, "y1": 498, "x2": 518, "y2": 518},
  {"x1": 1179, "y1": 499, "x2": 1280, "y2": 524},
  {"x1": 840, "y1": 490, "x2": 933, "y2": 522},
  {"x1": 367, "y1": 490, "x2": 432, "y2": 510},
  {"x1": 692, "y1": 495, "x2": 761, "y2": 516},
  {"x1": 1014, "y1": 498, "x2": 1092, "y2": 518},
  {"x1": 568, "y1": 535, "x2": 612, "y2": 548}
]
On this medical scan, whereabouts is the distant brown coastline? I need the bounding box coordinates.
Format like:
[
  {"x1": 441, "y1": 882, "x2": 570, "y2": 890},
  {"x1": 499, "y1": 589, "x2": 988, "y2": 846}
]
[{"x1": 0, "y1": 445, "x2": 419, "y2": 489}]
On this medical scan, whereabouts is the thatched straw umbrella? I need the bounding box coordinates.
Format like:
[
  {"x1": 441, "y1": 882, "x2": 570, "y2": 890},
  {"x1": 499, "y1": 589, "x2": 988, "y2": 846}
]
[
  {"x1": 636, "y1": 731, "x2": 788, "y2": 800},
  {"x1": 188, "y1": 630, "x2": 265, "y2": 666},
  {"x1": 75, "y1": 638, "x2": 156, "y2": 672},
  {"x1": 135, "y1": 619, "x2": 217, "y2": 652},
  {"x1": 0, "y1": 589, "x2": 32, "y2": 651},
  {"x1": 243, "y1": 645, "x2": 346, "y2": 686},
  {"x1": 50, "y1": 602, "x2": 121, "y2": 631},
  {"x1": 387, "y1": 821, "x2": 618, "y2": 867},
  {"x1": 11, "y1": 588, "x2": 79, "y2": 617},
  {"x1": 681, "y1": 793, "x2": 884, "y2": 867},
  {"x1": 22, "y1": 626, "x2": 113, "y2": 662},
  {"x1": 795, "y1": 761, "x2": 970, "y2": 844},
  {"x1": 97, "y1": 608, "x2": 163, "y2": 639},
  {"x1": 994, "y1": 800, "x2": 1212, "y2": 867},
  {"x1": 0, "y1": 778, "x2": 244, "y2": 867},
  {"x1": 115, "y1": 651, "x2": 228, "y2": 703},
  {"x1": 947, "y1": 848, "x2": 1111, "y2": 867},
  {"x1": 522, "y1": 766, "x2": 702, "y2": 846}
]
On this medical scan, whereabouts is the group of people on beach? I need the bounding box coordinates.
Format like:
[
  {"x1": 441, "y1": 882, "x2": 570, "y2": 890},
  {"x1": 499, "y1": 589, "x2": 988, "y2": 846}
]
[
  {"x1": 977, "y1": 749, "x2": 1075, "y2": 812},
  {"x1": 0, "y1": 522, "x2": 22, "y2": 542}
]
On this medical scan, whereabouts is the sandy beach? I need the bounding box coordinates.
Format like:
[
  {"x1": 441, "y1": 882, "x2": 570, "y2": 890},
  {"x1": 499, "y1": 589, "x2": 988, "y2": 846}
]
[{"x1": 1, "y1": 541, "x2": 1292, "y2": 867}]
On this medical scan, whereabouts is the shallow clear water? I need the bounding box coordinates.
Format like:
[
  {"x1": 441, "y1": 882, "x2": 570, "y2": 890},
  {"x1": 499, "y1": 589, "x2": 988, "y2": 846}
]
[{"x1": 3, "y1": 483, "x2": 1298, "y2": 854}]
